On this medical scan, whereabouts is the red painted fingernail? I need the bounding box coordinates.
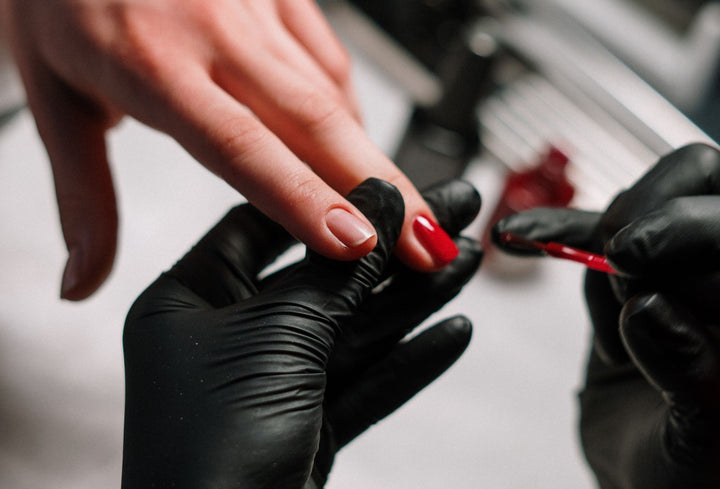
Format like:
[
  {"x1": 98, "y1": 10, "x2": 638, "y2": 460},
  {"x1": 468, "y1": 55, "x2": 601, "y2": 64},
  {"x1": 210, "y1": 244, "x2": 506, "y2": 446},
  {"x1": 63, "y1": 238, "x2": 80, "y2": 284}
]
[{"x1": 413, "y1": 214, "x2": 459, "y2": 265}]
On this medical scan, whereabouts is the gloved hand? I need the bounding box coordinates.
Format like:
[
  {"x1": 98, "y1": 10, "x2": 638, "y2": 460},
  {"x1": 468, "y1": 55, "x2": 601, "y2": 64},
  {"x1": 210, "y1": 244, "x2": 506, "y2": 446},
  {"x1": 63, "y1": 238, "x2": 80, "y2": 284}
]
[
  {"x1": 493, "y1": 143, "x2": 720, "y2": 489},
  {"x1": 121, "y1": 178, "x2": 482, "y2": 489}
]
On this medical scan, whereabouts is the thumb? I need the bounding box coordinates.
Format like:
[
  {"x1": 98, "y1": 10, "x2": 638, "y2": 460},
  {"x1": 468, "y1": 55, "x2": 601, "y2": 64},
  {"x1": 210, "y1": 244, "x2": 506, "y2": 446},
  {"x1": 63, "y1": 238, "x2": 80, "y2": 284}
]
[
  {"x1": 267, "y1": 178, "x2": 404, "y2": 320},
  {"x1": 23, "y1": 69, "x2": 118, "y2": 300}
]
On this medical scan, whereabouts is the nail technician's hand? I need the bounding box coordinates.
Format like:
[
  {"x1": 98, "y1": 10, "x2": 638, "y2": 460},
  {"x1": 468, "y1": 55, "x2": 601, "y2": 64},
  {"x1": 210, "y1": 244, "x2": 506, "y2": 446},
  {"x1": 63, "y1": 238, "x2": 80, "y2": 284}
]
[
  {"x1": 494, "y1": 143, "x2": 720, "y2": 489},
  {"x1": 121, "y1": 178, "x2": 482, "y2": 488},
  {"x1": 0, "y1": 0, "x2": 446, "y2": 301}
]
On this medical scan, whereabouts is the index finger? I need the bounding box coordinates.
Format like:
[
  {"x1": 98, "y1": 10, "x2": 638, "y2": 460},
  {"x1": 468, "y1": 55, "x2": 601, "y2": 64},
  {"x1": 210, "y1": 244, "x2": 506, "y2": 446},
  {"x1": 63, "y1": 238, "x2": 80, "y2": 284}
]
[
  {"x1": 148, "y1": 65, "x2": 380, "y2": 263},
  {"x1": 492, "y1": 207, "x2": 602, "y2": 255}
]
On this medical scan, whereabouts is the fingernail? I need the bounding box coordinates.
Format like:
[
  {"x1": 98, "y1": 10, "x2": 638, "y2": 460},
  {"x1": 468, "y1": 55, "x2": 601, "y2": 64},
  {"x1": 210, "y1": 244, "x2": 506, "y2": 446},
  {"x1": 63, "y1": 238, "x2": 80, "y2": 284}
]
[
  {"x1": 326, "y1": 208, "x2": 376, "y2": 248},
  {"x1": 413, "y1": 214, "x2": 459, "y2": 265},
  {"x1": 60, "y1": 247, "x2": 83, "y2": 299}
]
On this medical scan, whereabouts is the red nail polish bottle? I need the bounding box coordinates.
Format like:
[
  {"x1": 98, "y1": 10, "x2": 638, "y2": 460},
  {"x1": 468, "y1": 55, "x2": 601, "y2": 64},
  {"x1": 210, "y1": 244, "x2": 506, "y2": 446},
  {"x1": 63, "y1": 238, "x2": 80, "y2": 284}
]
[{"x1": 482, "y1": 146, "x2": 576, "y2": 275}]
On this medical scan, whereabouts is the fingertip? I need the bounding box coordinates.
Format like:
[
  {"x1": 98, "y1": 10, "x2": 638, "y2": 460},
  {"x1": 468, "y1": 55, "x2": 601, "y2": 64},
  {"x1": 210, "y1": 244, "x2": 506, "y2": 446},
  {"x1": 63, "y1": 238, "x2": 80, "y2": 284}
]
[
  {"x1": 441, "y1": 315, "x2": 473, "y2": 349},
  {"x1": 23, "y1": 73, "x2": 119, "y2": 300},
  {"x1": 342, "y1": 177, "x2": 404, "y2": 257},
  {"x1": 60, "y1": 238, "x2": 116, "y2": 301},
  {"x1": 54, "y1": 168, "x2": 119, "y2": 300},
  {"x1": 60, "y1": 249, "x2": 83, "y2": 301},
  {"x1": 412, "y1": 315, "x2": 473, "y2": 366},
  {"x1": 58, "y1": 197, "x2": 118, "y2": 301}
]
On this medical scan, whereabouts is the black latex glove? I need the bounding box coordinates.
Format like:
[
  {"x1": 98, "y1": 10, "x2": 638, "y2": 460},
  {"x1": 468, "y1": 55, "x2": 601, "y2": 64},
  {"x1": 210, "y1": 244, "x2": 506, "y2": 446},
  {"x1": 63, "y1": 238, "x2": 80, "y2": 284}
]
[
  {"x1": 121, "y1": 178, "x2": 482, "y2": 489},
  {"x1": 493, "y1": 143, "x2": 720, "y2": 489}
]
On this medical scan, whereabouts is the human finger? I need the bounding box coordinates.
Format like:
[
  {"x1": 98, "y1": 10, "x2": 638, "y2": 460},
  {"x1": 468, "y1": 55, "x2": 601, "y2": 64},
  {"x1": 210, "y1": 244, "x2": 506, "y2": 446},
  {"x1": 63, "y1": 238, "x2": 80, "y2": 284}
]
[
  {"x1": 492, "y1": 208, "x2": 602, "y2": 256},
  {"x1": 603, "y1": 195, "x2": 720, "y2": 322},
  {"x1": 329, "y1": 315, "x2": 472, "y2": 448},
  {"x1": 233, "y1": 0, "x2": 359, "y2": 120},
  {"x1": 328, "y1": 237, "x2": 481, "y2": 380},
  {"x1": 607, "y1": 196, "x2": 720, "y2": 276},
  {"x1": 259, "y1": 178, "x2": 481, "y2": 303},
  {"x1": 262, "y1": 178, "x2": 404, "y2": 323},
  {"x1": 19, "y1": 61, "x2": 118, "y2": 301},
  {"x1": 276, "y1": 0, "x2": 361, "y2": 119},
  {"x1": 151, "y1": 66, "x2": 380, "y2": 263},
  {"x1": 210, "y1": 44, "x2": 455, "y2": 271},
  {"x1": 327, "y1": 179, "x2": 481, "y2": 376},
  {"x1": 600, "y1": 143, "x2": 720, "y2": 241}
]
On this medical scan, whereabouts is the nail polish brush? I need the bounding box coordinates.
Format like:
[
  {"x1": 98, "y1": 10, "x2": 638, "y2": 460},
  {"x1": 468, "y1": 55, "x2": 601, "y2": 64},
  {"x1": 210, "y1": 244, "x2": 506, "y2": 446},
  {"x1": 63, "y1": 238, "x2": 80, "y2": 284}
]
[{"x1": 497, "y1": 232, "x2": 618, "y2": 275}]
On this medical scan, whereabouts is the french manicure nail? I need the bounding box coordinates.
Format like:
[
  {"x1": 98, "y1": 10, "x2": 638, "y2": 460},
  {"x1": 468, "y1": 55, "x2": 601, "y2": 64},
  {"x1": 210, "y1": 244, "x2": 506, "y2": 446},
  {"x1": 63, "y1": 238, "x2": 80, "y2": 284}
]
[
  {"x1": 413, "y1": 214, "x2": 459, "y2": 265},
  {"x1": 326, "y1": 207, "x2": 376, "y2": 248}
]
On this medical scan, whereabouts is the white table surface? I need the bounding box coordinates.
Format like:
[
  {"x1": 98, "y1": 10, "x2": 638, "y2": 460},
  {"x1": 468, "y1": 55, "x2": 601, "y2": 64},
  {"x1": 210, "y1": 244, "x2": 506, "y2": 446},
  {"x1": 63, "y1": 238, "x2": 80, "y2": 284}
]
[{"x1": 0, "y1": 40, "x2": 613, "y2": 489}]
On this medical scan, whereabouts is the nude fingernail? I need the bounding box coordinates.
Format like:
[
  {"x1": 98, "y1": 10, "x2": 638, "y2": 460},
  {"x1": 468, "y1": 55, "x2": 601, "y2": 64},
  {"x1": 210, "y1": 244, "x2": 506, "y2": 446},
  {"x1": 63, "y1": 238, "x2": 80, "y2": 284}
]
[{"x1": 326, "y1": 208, "x2": 376, "y2": 248}]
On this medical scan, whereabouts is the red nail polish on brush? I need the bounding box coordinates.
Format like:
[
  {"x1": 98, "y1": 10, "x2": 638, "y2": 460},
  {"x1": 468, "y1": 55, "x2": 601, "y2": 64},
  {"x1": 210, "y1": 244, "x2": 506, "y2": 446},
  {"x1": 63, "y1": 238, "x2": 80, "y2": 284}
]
[
  {"x1": 413, "y1": 215, "x2": 459, "y2": 265},
  {"x1": 498, "y1": 232, "x2": 618, "y2": 274}
]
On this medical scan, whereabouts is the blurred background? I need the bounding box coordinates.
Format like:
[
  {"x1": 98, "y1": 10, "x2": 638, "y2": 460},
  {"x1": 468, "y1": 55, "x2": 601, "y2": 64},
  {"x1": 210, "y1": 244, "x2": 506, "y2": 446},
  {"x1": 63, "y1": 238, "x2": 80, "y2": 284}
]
[{"x1": 0, "y1": 1, "x2": 718, "y2": 487}]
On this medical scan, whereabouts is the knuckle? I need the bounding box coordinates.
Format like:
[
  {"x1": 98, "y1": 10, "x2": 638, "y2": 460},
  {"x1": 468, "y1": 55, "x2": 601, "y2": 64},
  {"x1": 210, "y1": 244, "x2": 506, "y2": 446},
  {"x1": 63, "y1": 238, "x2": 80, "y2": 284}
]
[
  {"x1": 97, "y1": 4, "x2": 171, "y2": 83},
  {"x1": 326, "y1": 47, "x2": 353, "y2": 85},
  {"x1": 213, "y1": 115, "x2": 269, "y2": 168},
  {"x1": 292, "y1": 89, "x2": 346, "y2": 134},
  {"x1": 189, "y1": 0, "x2": 229, "y2": 37}
]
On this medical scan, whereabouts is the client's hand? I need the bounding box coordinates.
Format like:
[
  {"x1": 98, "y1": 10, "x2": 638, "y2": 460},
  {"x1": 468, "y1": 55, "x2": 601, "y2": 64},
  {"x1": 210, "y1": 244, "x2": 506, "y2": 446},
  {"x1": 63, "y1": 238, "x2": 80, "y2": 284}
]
[
  {"x1": 2, "y1": 0, "x2": 449, "y2": 301},
  {"x1": 121, "y1": 178, "x2": 482, "y2": 488},
  {"x1": 493, "y1": 143, "x2": 720, "y2": 489}
]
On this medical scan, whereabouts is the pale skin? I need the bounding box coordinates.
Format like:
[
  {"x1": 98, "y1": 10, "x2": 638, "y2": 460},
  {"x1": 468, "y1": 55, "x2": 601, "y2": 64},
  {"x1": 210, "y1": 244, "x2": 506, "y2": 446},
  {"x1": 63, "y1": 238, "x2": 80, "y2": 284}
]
[{"x1": 0, "y1": 0, "x2": 445, "y2": 300}]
